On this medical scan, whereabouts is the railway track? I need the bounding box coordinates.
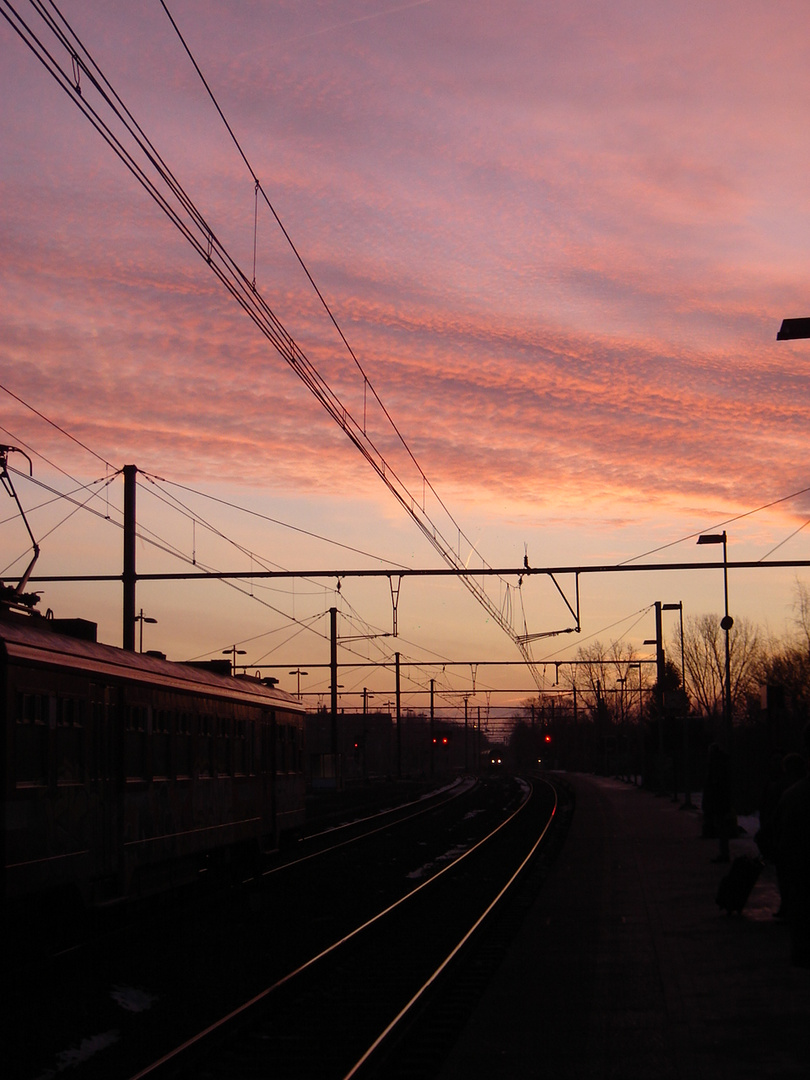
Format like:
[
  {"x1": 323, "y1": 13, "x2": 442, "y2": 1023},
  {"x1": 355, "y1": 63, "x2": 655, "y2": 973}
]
[
  {"x1": 11, "y1": 774, "x2": 572, "y2": 1080},
  {"x1": 138, "y1": 774, "x2": 566, "y2": 1080}
]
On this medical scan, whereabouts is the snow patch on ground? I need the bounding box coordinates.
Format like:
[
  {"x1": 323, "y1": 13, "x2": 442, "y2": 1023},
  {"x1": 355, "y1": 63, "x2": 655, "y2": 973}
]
[
  {"x1": 111, "y1": 984, "x2": 158, "y2": 1013},
  {"x1": 38, "y1": 1029, "x2": 120, "y2": 1075},
  {"x1": 407, "y1": 843, "x2": 470, "y2": 880}
]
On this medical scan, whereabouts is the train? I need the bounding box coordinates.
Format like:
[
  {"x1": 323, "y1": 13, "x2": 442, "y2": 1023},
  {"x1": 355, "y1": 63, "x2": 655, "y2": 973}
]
[{"x1": 2, "y1": 608, "x2": 306, "y2": 906}]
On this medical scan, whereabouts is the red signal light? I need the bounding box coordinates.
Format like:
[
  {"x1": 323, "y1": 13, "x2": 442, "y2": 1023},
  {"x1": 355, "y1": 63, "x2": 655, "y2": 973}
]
[{"x1": 544, "y1": 734, "x2": 552, "y2": 743}]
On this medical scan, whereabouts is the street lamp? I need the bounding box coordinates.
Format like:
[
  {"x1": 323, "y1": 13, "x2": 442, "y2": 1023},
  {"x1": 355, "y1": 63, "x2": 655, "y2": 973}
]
[
  {"x1": 223, "y1": 645, "x2": 247, "y2": 673},
  {"x1": 697, "y1": 532, "x2": 733, "y2": 747},
  {"x1": 134, "y1": 608, "x2": 157, "y2": 653},
  {"x1": 776, "y1": 317, "x2": 810, "y2": 340},
  {"x1": 288, "y1": 668, "x2": 308, "y2": 699}
]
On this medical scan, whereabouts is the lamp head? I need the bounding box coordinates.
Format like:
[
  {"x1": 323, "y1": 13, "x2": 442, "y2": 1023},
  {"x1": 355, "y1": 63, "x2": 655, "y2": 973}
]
[{"x1": 697, "y1": 532, "x2": 726, "y2": 545}]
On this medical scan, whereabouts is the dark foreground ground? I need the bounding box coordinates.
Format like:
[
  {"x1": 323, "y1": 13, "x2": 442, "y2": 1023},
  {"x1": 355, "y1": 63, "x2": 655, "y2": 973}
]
[{"x1": 438, "y1": 773, "x2": 810, "y2": 1080}]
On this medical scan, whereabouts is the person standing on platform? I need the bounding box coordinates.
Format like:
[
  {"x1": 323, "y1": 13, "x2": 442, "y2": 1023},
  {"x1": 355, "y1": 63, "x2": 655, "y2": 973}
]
[
  {"x1": 773, "y1": 727, "x2": 810, "y2": 967},
  {"x1": 758, "y1": 752, "x2": 806, "y2": 917}
]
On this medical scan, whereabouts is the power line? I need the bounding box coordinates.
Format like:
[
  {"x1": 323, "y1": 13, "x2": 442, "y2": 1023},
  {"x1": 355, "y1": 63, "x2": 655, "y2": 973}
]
[
  {"x1": 0, "y1": 382, "x2": 116, "y2": 469},
  {"x1": 1, "y1": 0, "x2": 567, "y2": 687},
  {"x1": 620, "y1": 485, "x2": 810, "y2": 565},
  {"x1": 0, "y1": 421, "x2": 121, "y2": 506},
  {"x1": 142, "y1": 472, "x2": 410, "y2": 570}
]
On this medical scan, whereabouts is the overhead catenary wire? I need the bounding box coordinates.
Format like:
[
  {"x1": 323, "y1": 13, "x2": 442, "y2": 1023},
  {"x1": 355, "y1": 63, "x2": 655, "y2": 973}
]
[
  {"x1": 1, "y1": 0, "x2": 555, "y2": 687},
  {"x1": 2, "y1": 460, "x2": 342, "y2": 644},
  {"x1": 142, "y1": 472, "x2": 411, "y2": 570},
  {"x1": 759, "y1": 518, "x2": 810, "y2": 561},
  {"x1": 620, "y1": 484, "x2": 810, "y2": 566},
  {"x1": 0, "y1": 421, "x2": 122, "y2": 509},
  {"x1": 0, "y1": 426, "x2": 417, "y2": 677},
  {"x1": 3, "y1": 392, "x2": 394, "y2": 594},
  {"x1": 0, "y1": 382, "x2": 115, "y2": 470},
  {"x1": 537, "y1": 604, "x2": 656, "y2": 665},
  {"x1": 0, "y1": 472, "x2": 118, "y2": 532},
  {"x1": 6, "y1": 4, "x2": 807, "y2": 695},
  {"x1": 1, "y1": 466, "x2": 122, "y2": 574},
  {"x1": 0, "y1": 472, "x2": 119, "y2": 577},
  {"x1": 139, "y1": 474, "x2": 286, "y2": 577}
]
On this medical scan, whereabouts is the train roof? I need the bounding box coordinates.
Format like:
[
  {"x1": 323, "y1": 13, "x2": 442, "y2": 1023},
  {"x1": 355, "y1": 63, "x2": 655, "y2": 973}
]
[{"x1": 0, "y1": 613, "x2": 303, "y2": 711}]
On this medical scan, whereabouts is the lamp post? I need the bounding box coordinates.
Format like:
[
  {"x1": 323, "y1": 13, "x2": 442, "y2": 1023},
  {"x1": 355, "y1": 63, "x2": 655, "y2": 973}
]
[
  {"x1": 223, "y1": 645, "x2": 247, "y2": 673},
  {"x1": 288, "y1": 668, "x2": 308, "y2": 699},
  {"x1": 134, "y1": 608, "x2": 157, "y2": 653},
  {"x1": 697, "y1": 532, "x2": 733, "y2": 749}
]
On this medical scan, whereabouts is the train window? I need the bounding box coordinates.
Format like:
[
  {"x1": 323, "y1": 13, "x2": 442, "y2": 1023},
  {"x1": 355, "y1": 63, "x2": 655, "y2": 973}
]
[
  {"x1": 14, "y1": 692, "x2": 49, "y2": 786},
  {"x1": 294, "y1": 723, "x2": 303, "y2": 772},
  {"x1": 282, "y1": 721, "x2": 301, "y2": 773},
  {"x1": 249, "y1": 721, "x2": 256, "y2": 775},
  {"x1": 125, "y1": 704, "x2": 148, "y2": 781},
  {"x1": 57, "y1": 696, "x2": 85, "y2": 785},
  {"x1": 90, "y1": 695, "x2": 112, "y2": 782},
  {"x1": 234, "y1": 718, "x2": 247, "y2": 776},
  {"x1": 196, "y1": 714, "x2": 213, "y2": 778},
  {"x1": 176, "y1": 712, "x2": 192, "y2": 778},
  {"x1": 215, "y1": 716, "x2": 231, "y2": 777},
  {"x1": 277, "y1": 723, "x2": 289, "y2": 773},
  {"x1": 153, "y1": 709, "x2": 171, "y2": 780}
]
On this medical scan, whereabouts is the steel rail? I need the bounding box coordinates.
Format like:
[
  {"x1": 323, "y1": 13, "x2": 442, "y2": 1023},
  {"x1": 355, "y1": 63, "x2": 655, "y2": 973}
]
[
  {"x1": 343, "y1": 775, "x2": 558, "y2": 1079},
  {"x1": 127, "y1": 779, "x2": 540, "y2": 1080},
  {"x1": 262, "y1": 777, "x2": 476, "y2": 876}
]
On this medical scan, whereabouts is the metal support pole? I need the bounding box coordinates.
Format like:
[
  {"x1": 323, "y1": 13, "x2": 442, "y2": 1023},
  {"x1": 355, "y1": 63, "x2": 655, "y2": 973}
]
[
  {"x1": 330, "y1": 606, "x2": 338, "y2": 784},
  {"x1": 722, "y1": 533, "x2": 733, "y2": 751},
  {"x1": 697, "y1": 532, "x2": 733, "y2": 751},
  {"x1": 430, "y1": 678, "x2": 435, "y2": 777},
  {"x1": 395, "y1": 651, "x2": 401, "y2": 779},
  {"x1": 678, "y1": 603, "x2": 693, "y2": 807},
  {"x1": 123, "y1": 465, "x2": 137, "y2": 651},
  {"x1": 477, "y1": 706, "x2": 481, "y2": 775},
  {"x1": 654, "y1": 601, "x2": 665, "y2": 793},
  {"x1": 464, "y1": 695, "x2": 469, "y2": 771}
]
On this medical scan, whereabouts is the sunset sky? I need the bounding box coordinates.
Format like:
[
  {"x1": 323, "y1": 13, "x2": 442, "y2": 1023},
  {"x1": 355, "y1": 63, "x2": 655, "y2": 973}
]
[{"x1": 2, "y1": 1, "x2": 809, "y2": 721}]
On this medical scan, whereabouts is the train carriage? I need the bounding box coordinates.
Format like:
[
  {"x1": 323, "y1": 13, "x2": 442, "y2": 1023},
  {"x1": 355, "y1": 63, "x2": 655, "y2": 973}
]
[{"x1": 2, "y1": 611, "x2": 305, "y2": 904}]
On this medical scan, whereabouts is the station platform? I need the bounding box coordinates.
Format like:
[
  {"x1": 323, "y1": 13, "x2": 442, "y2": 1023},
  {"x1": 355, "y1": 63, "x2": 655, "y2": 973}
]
[{"x1": 437, "y1": 773, "x2": 810, "y2": 1079}]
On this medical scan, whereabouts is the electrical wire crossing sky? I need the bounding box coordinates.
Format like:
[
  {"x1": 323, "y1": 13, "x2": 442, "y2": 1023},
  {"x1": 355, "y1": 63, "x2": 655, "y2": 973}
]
[{"x1": 1, "y1": 1, "x2": 809, "y2": 708}]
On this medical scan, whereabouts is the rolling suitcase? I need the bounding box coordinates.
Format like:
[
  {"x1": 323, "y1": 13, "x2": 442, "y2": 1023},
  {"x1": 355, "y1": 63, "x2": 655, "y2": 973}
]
[{"x1": 715, "y1": 854, "x2": 763, "y2": 914}]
